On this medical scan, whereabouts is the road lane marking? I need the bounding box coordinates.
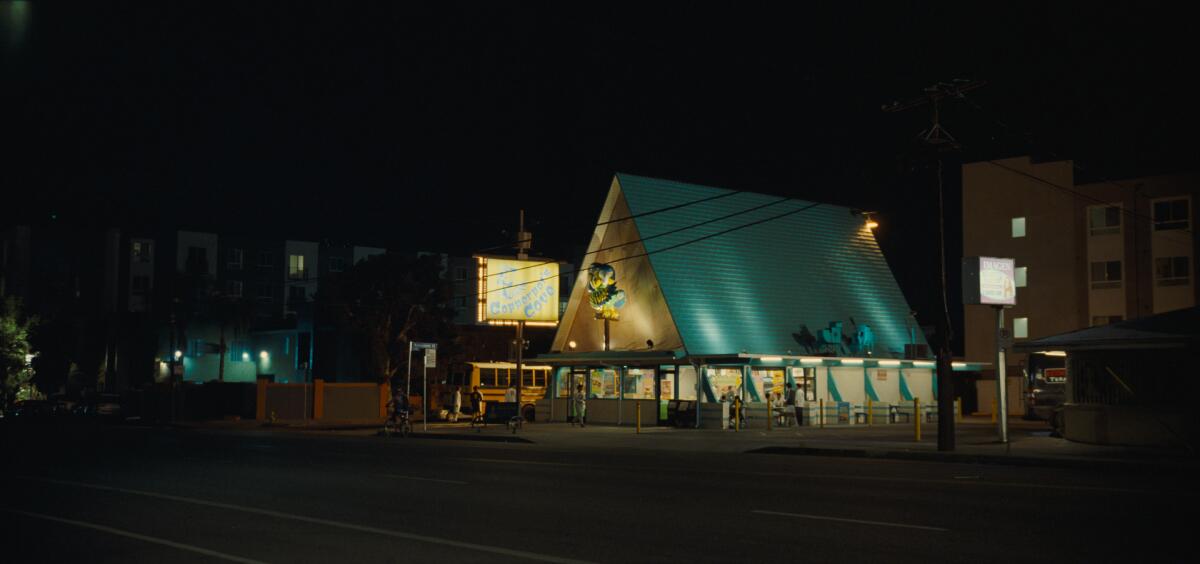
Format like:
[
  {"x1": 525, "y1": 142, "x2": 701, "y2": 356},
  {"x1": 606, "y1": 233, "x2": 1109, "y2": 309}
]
[
  {"x1": 459, "y1": 457, "x2": 581, "y2": 467},
  {"x1": 2, "y1": 507, "x2": 268, "y2": 564},
  {"x1": 379, "y1": 474, "x2": 468, "y2": 485},
  {"x1": 17, "y1": 477, "x2": 593, "y2": 564},
  {"x1": 752, "y1": 510, "x2": 949, "y2": 532},
  {"x1": 458, "y1": 458, "x2": 1158, "y2": 496}
]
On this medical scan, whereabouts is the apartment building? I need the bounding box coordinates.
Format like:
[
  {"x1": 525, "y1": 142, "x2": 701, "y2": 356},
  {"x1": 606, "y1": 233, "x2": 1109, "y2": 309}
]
[{"x1": 962, "y1": 156, "x2": 1198, "y2": 371}]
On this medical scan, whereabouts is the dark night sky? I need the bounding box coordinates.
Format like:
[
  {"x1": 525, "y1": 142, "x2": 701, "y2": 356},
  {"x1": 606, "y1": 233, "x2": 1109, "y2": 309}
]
[{"x1": 3, "y1": 3, "x2": 1196, "y2": 346}]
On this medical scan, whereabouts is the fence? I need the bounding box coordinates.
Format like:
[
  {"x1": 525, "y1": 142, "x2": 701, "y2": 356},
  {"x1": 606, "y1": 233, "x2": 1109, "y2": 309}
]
[{"x1": 257, "y1": 379, "x2": 389, "y2": 422}]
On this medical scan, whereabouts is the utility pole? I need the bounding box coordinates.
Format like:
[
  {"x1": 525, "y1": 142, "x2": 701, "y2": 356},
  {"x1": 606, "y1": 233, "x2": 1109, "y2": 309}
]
[
  {"x1": 514, "y1": 210, "x2": 531, "y2": 421},
  {"x1": 884, "y1": 79, "x2": 985, "y2": 452}
]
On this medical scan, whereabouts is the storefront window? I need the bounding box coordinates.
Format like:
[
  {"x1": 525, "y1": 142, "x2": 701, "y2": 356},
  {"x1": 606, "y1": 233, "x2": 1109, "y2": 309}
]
[
  {"x1": 708, "y1": 367, "x2": 743, "y2": 401},
  {"x1": 591, "y1": 368, "x2": 618, "y2": 398},
  {"x1": 752, "y1": 368, "x2": 785, "y2": 403},
  {"x1": 659, "y1": 367, "x2": 675, "y2": 401},
  {"x1": 556, "y1": 368, "x2": 573, "y2": 398},
  {"x1": 791, "y1": 367, "x2": 817, "y2": 401},
  {"x1": 677, "y1": 365, "x2": 697, "y2": 400},
  {"x1": 623, "y1": 368, "x2": 656, "y2": 399}
]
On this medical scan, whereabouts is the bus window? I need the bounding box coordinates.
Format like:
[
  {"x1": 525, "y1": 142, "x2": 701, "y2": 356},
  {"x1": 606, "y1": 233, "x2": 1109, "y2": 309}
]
[
  {"x1": 480, "y1": 368, "x2": 498, "y2": 387},
  {"x1": 521, "y1": 369, "x2": 535, "y2": 387}
]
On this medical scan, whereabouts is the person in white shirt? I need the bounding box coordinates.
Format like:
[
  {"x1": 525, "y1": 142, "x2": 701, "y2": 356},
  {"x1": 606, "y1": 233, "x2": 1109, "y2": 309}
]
[{"x1": 504, "y1": 385, "x2": 517, "y2": 403}]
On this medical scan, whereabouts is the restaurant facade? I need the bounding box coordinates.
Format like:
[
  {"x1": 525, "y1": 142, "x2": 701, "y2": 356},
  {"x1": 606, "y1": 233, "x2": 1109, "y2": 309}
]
[{"x1": 534, "y1": 174, "x2": 974, "y2": 428}]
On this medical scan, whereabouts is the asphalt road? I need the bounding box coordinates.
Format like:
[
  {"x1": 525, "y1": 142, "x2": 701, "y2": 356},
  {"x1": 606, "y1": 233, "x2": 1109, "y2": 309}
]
[{"x1": 1, "y1": 420, "x2": 1192, "y2": 563}]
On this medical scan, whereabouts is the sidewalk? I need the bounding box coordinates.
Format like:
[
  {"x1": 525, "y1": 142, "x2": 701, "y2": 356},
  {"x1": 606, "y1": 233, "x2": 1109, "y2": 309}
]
[{"x1": 165, "y1": 415, "x2": 1198, "y2": 471}]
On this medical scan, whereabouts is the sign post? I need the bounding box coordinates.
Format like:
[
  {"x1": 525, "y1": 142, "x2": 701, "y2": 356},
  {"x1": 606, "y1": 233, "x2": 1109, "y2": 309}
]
[
  {"x1": 411, "y1": 342, "x2": 437, "y2": 431},
  {"x1": 963, "y1": 256, "x2": 1017, "y2": 443}
]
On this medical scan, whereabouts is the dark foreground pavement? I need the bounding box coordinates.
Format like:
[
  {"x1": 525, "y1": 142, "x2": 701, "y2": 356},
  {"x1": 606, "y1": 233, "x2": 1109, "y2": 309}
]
[{"x1": 1, "y1": 419, "x2": 1194, "y2": 563}]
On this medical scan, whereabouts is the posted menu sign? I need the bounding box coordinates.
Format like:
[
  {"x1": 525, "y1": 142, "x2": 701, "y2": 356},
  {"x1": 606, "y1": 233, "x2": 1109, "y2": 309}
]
[{"x1": 962, "y1": 256, "x2": 1017, "y2": 306}]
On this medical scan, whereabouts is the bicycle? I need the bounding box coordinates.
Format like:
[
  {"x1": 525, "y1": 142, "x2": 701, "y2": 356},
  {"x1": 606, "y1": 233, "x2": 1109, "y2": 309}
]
[{"x1": 383, "y1": 403, "x2": 412, "y2": 437}]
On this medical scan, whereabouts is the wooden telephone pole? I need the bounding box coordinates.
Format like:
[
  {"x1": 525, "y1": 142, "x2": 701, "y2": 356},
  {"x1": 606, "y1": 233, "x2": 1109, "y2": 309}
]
[{"x1": 884, "y1": 79, "x2": 986, "y2": 452}]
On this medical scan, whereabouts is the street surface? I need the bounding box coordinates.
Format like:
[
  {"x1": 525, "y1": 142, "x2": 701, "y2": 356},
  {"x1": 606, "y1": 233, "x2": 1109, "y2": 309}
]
[{"x1": 1, "y1": 420, "x2": 1191, "y2": 563}]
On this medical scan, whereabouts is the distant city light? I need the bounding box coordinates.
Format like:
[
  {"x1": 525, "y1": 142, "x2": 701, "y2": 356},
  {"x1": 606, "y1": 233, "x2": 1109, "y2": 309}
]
[
  {"x1": 242, "y1": 352, "x2": 250, "y2": 361},
  {"x1": 260, "y1": 351, "x2": 269, "y2": 360},
  {"x1": 174, "y1": 350, "x2": 182, "y2": 360}
]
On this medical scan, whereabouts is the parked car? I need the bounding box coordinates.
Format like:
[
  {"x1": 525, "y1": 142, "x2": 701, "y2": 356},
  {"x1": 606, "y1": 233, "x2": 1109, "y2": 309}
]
[
  {"x1": 11, "y1": 400, "x2": 62, "y2": 419},
  {"x1": 1024, "y1": 378, "x2": 1065, "y2": 421},
  {"x1": 73, "y1": 394, "x2": 123, "y2": 420}
]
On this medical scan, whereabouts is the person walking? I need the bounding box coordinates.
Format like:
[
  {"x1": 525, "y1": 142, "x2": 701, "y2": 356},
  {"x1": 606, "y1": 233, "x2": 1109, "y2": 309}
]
[{"x1": 452, "y1": 387, "x2": 462, "y2": 423}]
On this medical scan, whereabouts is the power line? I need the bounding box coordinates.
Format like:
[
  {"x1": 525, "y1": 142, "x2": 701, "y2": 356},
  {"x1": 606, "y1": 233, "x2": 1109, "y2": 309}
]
[
  {"x1": 471, "y1": 188, "x2": 744, "y2": 254},
  {"x1": 982, "y1": 159, "x2": 1194, "y2": 239},
  {"x1": 958, "y1": 95, "x2": 1193, "y2": 236},
  {"x1": 464, "y1": 200, "x2": 825, "y2": 300},
  {"x1": 476, "y1": 194, "x2": 795, "y2": 281}
]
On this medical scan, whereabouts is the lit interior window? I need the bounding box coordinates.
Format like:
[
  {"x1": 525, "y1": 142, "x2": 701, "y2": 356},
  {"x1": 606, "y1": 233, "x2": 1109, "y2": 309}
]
[
  {"x1": 1015, "y1": 266, "x2": 1027, "y2": 288},
  {"x1": 1012, "y1": 217, "x2": 1026, "y2": 238},
  {"x1": 1014, "y1": 317, "x2": 1028, "y2": 339}
]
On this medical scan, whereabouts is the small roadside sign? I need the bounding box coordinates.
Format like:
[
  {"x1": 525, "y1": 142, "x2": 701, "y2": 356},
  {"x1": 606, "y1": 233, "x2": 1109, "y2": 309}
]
[{"x1": 424, "y1": 348, "x2": 436, "y2": 368}]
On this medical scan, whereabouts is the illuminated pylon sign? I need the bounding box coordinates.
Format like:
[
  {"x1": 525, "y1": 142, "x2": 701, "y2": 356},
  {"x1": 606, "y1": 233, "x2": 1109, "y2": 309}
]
[{"x1": 587, "y1": 263, "x2": 626, "y2": 320}]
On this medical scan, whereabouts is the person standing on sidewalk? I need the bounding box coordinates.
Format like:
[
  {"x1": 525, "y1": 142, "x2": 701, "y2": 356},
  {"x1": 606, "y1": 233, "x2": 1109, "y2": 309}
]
[
  {"x1": 572, "y1": 383, "x2": 586, "y2": 427},
  {"x1": 470, "y1": 386, "x2": 485, "y2": 426},
  {"x1": 451, "y1": 387, "x2": 462, "y2": 423},
  {"x1": 785, "y1": 382, "x2": 799, "y2": 426}
]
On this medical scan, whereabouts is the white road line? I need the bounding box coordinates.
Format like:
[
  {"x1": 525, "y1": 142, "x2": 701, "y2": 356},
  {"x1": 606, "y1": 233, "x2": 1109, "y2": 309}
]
[
  {"x1": 752, "y1": 510, "x2": 949, "y2": 532},
  {"x1": 379, "y1": 474, "x2": 468, "y2": 485},
  {"x1": 17, "y1": 477, "x2": 592, "y2": 564},
  {"x1": 459, "y1": 458, "x2": 1154, "y2": 496},
  {"x1": 2, "y1": 507, "x2": 268, "y2": 564},
  {"x1": 459, "y1": 457, "x2": 581, "y2": 467}
]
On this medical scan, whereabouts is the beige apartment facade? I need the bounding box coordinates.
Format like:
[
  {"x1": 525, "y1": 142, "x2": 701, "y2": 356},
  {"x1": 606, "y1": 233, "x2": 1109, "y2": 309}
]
[{"x1": 962, "y1": 156, "x2": 1198, "y2": 375}]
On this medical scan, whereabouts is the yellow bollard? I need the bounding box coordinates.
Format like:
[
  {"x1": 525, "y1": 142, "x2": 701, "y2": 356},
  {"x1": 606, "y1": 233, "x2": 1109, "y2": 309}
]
[
  {"x1": 956, "y1": 399, "x2": 963, "y2": 422},
  {"x1": 991, "y1": 398, "x2": 997, "y2": 423},
  {"x1": 636, "y1": 400, "x2": 641, "y2": 434},
  {"x1": 819, "y1": 398, "x2": 825, "y2": 428},
  {"x1": 914, "y1": 397, "x2": 921, "y2": 442},
  {"x1": 767, "y1": 394, "x2": 772, "y2": 431},
  {"x1": 734, "y1": 400, "x2": 740, "y2": 432},
  {"x1": 867, "y1": 398, "x2": 873, "y2": 426}
]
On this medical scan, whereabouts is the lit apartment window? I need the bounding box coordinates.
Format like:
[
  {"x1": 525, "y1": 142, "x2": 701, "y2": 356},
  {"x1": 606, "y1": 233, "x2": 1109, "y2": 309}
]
[
  {"x1": 228, "y1": 248, "x2": 244, "y2": 270},
  {"x1": 132, "y1": 241, "x2": 153, "y2": 263},
  {"x1": 1091, "y1": 315, "x2": 1123, "y2": 326},
  {"x1": 1011, "y1": 217, "x2": 1026, "y2": 238},
  {"x1": 1090, "y1": 260, "x2": 1121, "y2": 289},
  {"x1": 1153, "y1": 198, "x2": 1190, "y2": 231},
  {"x1": 1015, "y1": 266, "x2": 1027, "y2": 288},
  {"x1": 1088, "y1": 205, "x2": 1121, "y2": 235},
  {"x1": 329, "y1": 257, "x2": 345, "y2": 273},
  {"x1": 1155, "y1": 256, "x2": 1191, "y2": 286},
  {"x1": 289, "y1": 255, "x2": 306, "y2": 280},
  {"x1": 227, "y1": 280, "x2": 243, "y2": 298},
  {"x1": 1013, "y1": 317, "x2": 1028, "y2": 339}
]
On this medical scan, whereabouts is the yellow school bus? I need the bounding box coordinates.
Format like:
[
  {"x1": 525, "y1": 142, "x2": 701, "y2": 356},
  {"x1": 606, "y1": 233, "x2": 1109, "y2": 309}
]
[{"x1": 466, "y1": 361, "x2": 550, "y2": 420}]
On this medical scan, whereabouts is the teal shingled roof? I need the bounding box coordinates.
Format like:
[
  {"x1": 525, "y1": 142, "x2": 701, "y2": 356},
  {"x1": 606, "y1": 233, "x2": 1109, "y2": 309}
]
[{"x1": 616, "y1": 173, "x2": 927, "y2": 358}]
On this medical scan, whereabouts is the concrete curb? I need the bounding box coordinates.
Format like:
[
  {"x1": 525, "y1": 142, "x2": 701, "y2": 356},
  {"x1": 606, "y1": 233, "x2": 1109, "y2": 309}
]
[
  {"x1": 376, "y1": 431, "x2": 534, "y2": 444},
  {"x1": 747, "y1": 445, "x2": 1200, "y2": 472}
]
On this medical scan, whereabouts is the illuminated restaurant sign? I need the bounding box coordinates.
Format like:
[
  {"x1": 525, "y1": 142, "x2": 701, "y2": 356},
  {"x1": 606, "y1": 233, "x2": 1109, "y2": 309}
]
[
  {"x1": 962, "y1": 256, "x2": 1016, "y2": 306},
  {"x1": 479, "y1": 258, "x2": 560, "y2": 322}
]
